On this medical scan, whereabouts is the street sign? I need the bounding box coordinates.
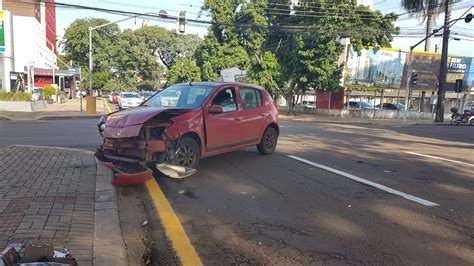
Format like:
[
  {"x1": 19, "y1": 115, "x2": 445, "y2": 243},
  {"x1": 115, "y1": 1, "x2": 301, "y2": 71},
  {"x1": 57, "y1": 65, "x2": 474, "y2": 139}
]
[{"x1": 68, "y1": 68, "x2": 80, "y2": 75}]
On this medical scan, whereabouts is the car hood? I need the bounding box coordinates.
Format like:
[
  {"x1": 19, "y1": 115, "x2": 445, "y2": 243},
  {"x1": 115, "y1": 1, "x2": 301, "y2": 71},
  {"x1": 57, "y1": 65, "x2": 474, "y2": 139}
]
[{"x1": 105, "y1": 106, "x2": 189, "y2": 127}]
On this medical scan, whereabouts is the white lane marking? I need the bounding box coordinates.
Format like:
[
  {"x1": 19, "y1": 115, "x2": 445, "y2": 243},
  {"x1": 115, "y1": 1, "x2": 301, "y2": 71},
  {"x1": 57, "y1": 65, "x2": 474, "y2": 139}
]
[
  {"x1": 405, "y1": 151, "x2": 474, "y2": 167},
  {"x1": 287, "y1": 155, "x2": 439, "y2": 207}
]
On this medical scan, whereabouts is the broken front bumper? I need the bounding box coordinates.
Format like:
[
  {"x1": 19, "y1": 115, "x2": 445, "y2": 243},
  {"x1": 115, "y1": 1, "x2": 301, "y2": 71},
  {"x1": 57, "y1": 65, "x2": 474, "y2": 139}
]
[
  {"x1": 96, "y1": 137, "x2": 166, "y2": 186},
  {"x1": 95, "y1": 149, "x2": 153, "y2": 186}
]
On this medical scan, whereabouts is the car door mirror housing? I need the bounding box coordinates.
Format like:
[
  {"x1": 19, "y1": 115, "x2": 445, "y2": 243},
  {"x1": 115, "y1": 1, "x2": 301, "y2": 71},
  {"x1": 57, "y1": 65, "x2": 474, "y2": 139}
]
[{"x1": 209, "y1": 105, "x2": 223, "y2": 114}]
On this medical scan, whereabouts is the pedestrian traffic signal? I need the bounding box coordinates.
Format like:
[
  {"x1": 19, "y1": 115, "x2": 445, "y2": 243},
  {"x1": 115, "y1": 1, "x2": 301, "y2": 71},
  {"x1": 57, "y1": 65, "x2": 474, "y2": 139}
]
[{"x1": 411, "y1": 72, "x2": 418, "y2": 85}]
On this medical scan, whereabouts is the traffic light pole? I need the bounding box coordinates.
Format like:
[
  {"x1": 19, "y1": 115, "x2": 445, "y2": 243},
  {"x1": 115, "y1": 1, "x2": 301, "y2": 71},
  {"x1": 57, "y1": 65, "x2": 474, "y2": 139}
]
[
  {"x1": 403, "y1": 48, "x2": 413, "y2": 121},
  {"x1": 435, "y1": 0, "x2": 452, "y2": 123},
  {"x1": 403, "y1": 4, "x2": 472, "y2": 122}
]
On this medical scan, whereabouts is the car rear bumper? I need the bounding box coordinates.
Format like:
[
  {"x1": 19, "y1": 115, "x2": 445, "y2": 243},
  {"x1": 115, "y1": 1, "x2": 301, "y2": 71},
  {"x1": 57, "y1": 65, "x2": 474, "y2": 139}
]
[{"x1": 120, "y1": 102, "x2": 141, "y2": 108}]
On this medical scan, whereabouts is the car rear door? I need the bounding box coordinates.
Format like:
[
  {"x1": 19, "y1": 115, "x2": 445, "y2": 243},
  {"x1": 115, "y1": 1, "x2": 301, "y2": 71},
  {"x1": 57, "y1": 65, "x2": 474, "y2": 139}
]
[
  {"x1": 237, "y1": 86, "x2": 266, "y2": 144},
  {"x1": 204, "y1": 86, "x2": 244, "y2": 152}
]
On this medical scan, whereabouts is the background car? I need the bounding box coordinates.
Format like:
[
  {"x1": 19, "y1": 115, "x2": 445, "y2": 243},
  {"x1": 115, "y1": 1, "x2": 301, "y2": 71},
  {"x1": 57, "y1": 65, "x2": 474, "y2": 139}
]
[
  {"x1": 109, "y1": 92, "x2": 119, "y2": 103},
  {"x1": 140, "y1": 91, "x2": 155, "y2": 101},
  {"x1": 375, "y1": 103, "x2": 406, "y2": 110},
  {"x1": 349, "y1": 101, "x2": 374, "y2": 110},
  {"x1": 118, "y1": 92, "x2": 143, "y2": 109},
  {"x1": 31, "y1": 88, "x2": 43, "y2": 101}
]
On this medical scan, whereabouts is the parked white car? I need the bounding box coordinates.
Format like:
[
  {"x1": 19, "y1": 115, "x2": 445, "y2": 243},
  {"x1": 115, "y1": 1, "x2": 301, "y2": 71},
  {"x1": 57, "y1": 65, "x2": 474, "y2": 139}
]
[
  {"x1": 31, "y1": 88, "x2": 43, "y2": 101},
  {"x1": 118, "y1": 92, "x2": 143, "y2": 109}
]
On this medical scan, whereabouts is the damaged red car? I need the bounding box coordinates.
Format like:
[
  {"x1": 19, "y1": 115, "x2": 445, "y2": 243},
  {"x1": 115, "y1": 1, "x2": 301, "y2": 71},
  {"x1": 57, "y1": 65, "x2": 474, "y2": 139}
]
[{"x1": 96, "y1": 82, "x2": 279, "y2": 185}]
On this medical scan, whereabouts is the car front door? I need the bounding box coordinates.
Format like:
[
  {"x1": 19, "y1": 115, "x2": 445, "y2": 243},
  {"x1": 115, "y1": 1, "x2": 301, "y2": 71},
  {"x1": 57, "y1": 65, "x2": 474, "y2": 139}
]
[
  {"x1": 204, "y1": 86, "x2": 243, "y2": 152},
  {"x1": 238, "y1": 86, "x2": 266, "y2": 144}
]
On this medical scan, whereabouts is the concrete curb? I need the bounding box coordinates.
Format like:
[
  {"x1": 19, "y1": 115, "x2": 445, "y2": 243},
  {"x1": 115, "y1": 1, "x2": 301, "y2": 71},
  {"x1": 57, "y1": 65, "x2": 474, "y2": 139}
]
[
  {"x1": 93, "y1": 158, "x2": 128, "y2": 266},
  {"x1": 0, "y1": 114, "x2": 104, "y2": 121},
  {"x1": 279, "y1": 116, "x2": 449, "y2": 126}
]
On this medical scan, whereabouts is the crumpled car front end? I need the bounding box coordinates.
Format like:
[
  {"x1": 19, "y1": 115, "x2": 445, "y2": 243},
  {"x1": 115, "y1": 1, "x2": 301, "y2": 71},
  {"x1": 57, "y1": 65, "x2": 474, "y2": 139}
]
[{"x1": 96, "y1": 107, "x2": 196, "y2": 186}]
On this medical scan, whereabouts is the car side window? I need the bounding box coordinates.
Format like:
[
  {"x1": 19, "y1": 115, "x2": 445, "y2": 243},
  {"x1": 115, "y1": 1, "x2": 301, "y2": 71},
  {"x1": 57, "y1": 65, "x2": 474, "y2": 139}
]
[
  {"x1": 211, "y1": 88, "x2": 237, "y2": 113},
  {"x1": 240, "y1": 87, "x2": 262, "y2": 109}
]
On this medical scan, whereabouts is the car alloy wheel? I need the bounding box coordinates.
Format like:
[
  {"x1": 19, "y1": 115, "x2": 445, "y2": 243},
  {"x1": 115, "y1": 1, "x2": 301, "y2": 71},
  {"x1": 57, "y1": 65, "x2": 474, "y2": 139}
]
[
  {"x1": 175, "y1": 137, "x2": 199, "y2": 168},
  {"x1": 257, "y1": 127, "x2": 278, "y2": 155}
]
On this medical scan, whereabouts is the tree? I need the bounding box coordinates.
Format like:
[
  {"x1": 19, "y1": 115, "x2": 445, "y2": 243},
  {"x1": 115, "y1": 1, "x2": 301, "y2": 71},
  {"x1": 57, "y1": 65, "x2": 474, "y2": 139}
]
[
  {"x1": 131, "y1": 26, "x2": 202, "y2": 69},
  {"x1": 401, "y1": 0, "x2": 443, "y2": 52},
  {"x1": 61, "y1": 18, "x2": 120, "y2": 71},
  {"x1": 196, "y1": 1, "x2": 252, "y2": 81},
  {"x1": 265, "y1": 0, "x2": 398, "y2": 113},
  {"x1": 166, "y1": 57, "x2": 201, "y2": 85},
  {"x1": 92, "y1": 71, "x2": 111, "y2": 91}
]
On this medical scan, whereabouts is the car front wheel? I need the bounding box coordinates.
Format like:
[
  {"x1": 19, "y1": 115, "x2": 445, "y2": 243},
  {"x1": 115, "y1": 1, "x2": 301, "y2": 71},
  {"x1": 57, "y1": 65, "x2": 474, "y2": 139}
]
[
  {"x1": 257, "y1": 127, "x2": 278, "y2": 155},
  {"x1": 174, "y1": 137, "x2": 200, "y2": 169}
]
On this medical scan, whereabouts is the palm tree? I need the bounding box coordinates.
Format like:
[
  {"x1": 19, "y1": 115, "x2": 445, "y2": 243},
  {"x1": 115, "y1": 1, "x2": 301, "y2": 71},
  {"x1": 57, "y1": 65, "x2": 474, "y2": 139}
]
[{"x1": 401, "y1": 0, "x2": 444, "y2": 52}]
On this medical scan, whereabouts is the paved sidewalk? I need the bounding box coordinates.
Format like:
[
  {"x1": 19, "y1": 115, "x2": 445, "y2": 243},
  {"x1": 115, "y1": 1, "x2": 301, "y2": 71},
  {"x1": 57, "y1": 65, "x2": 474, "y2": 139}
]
[
  {"x1": 0, "y1": 145, "x2": 126, "y2": 265},
  {"x1": 279, "y1": 114, "x2": 448, "y2": 125},
  {"x1": 0, "y1": 98, "x2": 106, "y2": 120}
]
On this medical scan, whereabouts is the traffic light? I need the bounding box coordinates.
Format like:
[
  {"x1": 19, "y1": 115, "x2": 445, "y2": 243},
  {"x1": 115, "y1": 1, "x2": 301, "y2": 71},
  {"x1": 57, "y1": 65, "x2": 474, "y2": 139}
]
[
  {"x1": 455, "y1": 79, "x2": 463, "y2": 93},
  {"x1": 411, "y1": 72, "x2": 418, "y2": 85},
  {"x1": 177, "y1": 11, "x2": 187, "y2": 34}
]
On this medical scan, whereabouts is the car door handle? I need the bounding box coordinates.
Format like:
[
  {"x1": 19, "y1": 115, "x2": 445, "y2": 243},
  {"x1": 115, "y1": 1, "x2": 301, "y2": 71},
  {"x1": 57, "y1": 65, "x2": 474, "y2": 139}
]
[
  {"x1": 261, "y1": 113, "x2": 267, "y2": 117},
  {"x1": 234, "y1": 117, "x2": 243, "y2": 122}
]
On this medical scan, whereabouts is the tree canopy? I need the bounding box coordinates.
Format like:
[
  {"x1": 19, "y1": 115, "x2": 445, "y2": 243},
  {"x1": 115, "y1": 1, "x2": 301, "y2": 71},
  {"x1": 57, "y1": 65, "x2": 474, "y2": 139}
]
[{"x1": 61, "y1": 19, "x2": 202, "y2": 92}]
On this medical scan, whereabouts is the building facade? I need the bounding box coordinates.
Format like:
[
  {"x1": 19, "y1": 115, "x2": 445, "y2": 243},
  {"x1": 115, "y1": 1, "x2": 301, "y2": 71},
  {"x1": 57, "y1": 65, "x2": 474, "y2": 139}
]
[{"x1": 0, "y1": 0, "x2": 57, "y2": 91}]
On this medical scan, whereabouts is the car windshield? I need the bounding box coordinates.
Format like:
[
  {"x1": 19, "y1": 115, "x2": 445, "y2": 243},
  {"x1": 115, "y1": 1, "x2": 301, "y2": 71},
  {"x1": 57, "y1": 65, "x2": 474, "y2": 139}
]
[
  {"x1": 144, "y1": 85, "x2": 215, "y2": 109},
  {"x1": 360, "y1": 102, "x2": 374, "y2": 108},
  {"x1": 122, "y1": 93, "x2": 140, "y2": 98}
]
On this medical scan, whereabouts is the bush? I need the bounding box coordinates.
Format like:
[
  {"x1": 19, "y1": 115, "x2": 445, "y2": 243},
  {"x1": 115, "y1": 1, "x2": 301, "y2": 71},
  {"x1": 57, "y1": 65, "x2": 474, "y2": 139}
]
[
  {"x1": 42, "y1": 84, "x2": 58, "y2": 99},
  {"x1": 0, "y1": 91, "x2": 32, "y2": 101}
]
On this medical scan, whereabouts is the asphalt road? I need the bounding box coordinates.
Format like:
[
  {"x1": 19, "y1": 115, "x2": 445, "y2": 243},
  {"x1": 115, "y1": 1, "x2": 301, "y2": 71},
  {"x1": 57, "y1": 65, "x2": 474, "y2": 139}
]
[
  {"x1": 157, "y1": 122, "x2": 474, "y2": 265},
  {"x1": 1, "y1": 119, "x2": 473, "y2": 264},
  {"x1": 0, "y1": 119, "x2": 102, "y2": 150}
]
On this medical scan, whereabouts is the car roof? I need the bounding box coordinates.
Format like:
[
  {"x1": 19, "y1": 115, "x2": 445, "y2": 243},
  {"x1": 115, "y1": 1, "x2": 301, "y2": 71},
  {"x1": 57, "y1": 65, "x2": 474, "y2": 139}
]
[{"x1": 173, "y1": 81, "x2": 265, "y2": 91}]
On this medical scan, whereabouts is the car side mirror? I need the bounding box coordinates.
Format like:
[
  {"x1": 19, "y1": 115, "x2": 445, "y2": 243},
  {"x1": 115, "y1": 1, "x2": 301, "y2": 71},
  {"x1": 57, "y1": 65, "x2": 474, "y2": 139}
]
[{"x1": 209, "y1": 105, "x2": 223, "y2": 114}]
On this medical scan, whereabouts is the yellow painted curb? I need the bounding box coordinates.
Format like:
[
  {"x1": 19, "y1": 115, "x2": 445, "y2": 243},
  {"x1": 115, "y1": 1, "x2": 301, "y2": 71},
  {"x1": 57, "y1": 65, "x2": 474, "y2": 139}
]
[
  {"x1": 145, "y1": 178, "x2": 203, "y2": 266},
  {"x1": 104, "y1": 99, "x2": 112, "y2": 113}
]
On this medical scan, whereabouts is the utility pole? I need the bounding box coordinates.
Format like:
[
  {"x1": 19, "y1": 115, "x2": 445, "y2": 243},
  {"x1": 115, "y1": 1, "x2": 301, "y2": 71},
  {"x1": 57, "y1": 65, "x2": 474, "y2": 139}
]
[
  {"x1": 88, "y1": 27, "x2": 93, "y2": 97},
  {"x1": 435, "y1": 0, "x2": 452, "y2": 123}
]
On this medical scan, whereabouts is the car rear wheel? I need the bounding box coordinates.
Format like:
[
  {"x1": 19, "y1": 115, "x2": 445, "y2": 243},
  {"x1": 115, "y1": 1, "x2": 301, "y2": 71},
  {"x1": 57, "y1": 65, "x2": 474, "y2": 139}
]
[
  {"x1": 257, "y1": 127, "x2": 278, "y2": 155},
  {"x1": 174, "y1": 137, "x2": 200, "y2": 168}
]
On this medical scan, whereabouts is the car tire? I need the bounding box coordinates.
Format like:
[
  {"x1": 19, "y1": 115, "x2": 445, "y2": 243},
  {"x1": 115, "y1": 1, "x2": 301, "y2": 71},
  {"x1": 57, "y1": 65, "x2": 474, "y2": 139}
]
[
  {"x1": 257, "y1": 127, "x2": 278, "y2": 155},
  {"x1": 174, "y1": 137, "x2": 200, "y2": 169}
]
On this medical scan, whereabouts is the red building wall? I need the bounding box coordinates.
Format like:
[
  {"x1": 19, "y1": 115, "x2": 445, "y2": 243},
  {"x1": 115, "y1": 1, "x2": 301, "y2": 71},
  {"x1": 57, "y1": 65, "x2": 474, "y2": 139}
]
[
  {"x1": 45, "y1": 0, "x2": 56, "y2": 52},
  {"x1": 316, "y1": 90, "x2": 345, "y2": 109}
]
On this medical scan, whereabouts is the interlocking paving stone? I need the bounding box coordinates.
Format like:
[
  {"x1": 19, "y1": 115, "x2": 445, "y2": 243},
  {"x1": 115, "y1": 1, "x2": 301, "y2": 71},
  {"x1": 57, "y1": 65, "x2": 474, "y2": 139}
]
[{"x1": 0, "y1": 146, "x2": 96, "y2": 262}]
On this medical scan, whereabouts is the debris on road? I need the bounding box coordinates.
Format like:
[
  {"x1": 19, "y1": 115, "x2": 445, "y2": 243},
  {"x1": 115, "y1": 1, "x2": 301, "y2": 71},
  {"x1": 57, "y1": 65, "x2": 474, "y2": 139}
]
[
  {"x1": 142, "y1": 220, "x2": 149, "y2": 226},
  {"x1": 156, "y1": 163, "x2": 197, "y2": 179},
  {"x1": 1, "y1": 244, "x2": 78, "y2": 266}
]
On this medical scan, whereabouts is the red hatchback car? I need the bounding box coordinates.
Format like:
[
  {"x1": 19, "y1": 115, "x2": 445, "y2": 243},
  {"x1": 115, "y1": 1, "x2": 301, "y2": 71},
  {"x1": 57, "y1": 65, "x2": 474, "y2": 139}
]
[{"x1": 97, "y1": 82, "x2": 279, "y2": 184}]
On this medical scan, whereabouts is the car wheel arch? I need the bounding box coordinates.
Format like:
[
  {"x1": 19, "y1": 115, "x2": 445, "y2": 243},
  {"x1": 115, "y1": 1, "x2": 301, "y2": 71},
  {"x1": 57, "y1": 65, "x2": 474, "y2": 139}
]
[{"x1": 259, "y1": 122, "x2": 279, "y2": 142}]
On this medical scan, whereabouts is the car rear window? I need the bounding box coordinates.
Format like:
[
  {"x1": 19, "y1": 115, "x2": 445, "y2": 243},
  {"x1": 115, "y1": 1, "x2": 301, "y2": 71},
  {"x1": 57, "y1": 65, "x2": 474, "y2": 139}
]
[{"x1": 240, "y1": 87, "x2": 262, "y2": 109}]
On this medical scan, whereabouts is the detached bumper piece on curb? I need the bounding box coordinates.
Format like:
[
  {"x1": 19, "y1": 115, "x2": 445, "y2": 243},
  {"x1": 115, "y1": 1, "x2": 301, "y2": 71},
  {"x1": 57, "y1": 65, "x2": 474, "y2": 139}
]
[{"x1": 95, "y1": 150, "x2": 152, "y2": 186}]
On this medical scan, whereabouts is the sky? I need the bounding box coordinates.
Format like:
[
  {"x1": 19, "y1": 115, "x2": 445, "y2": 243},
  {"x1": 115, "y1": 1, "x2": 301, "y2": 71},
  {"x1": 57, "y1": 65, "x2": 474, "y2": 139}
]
[{"x1": 55, "y1": 0, "x2": 473, "y2": 56}]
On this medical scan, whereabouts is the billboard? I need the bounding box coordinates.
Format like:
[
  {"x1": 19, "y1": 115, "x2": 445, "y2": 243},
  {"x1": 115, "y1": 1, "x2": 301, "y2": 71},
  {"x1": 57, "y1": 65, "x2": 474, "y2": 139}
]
[
  {"x1": 0, "y1": 11, "x2": 5, "y2": 52},
  {"x1": 400, "y1": 53, "x2": 441, "y2": 90},
  {"x1": 345, "y1": 48, "x2": 405, "y2": 89},
  {"x1": 344, "y1": 47, "x2": 473, "y2": 92}
]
